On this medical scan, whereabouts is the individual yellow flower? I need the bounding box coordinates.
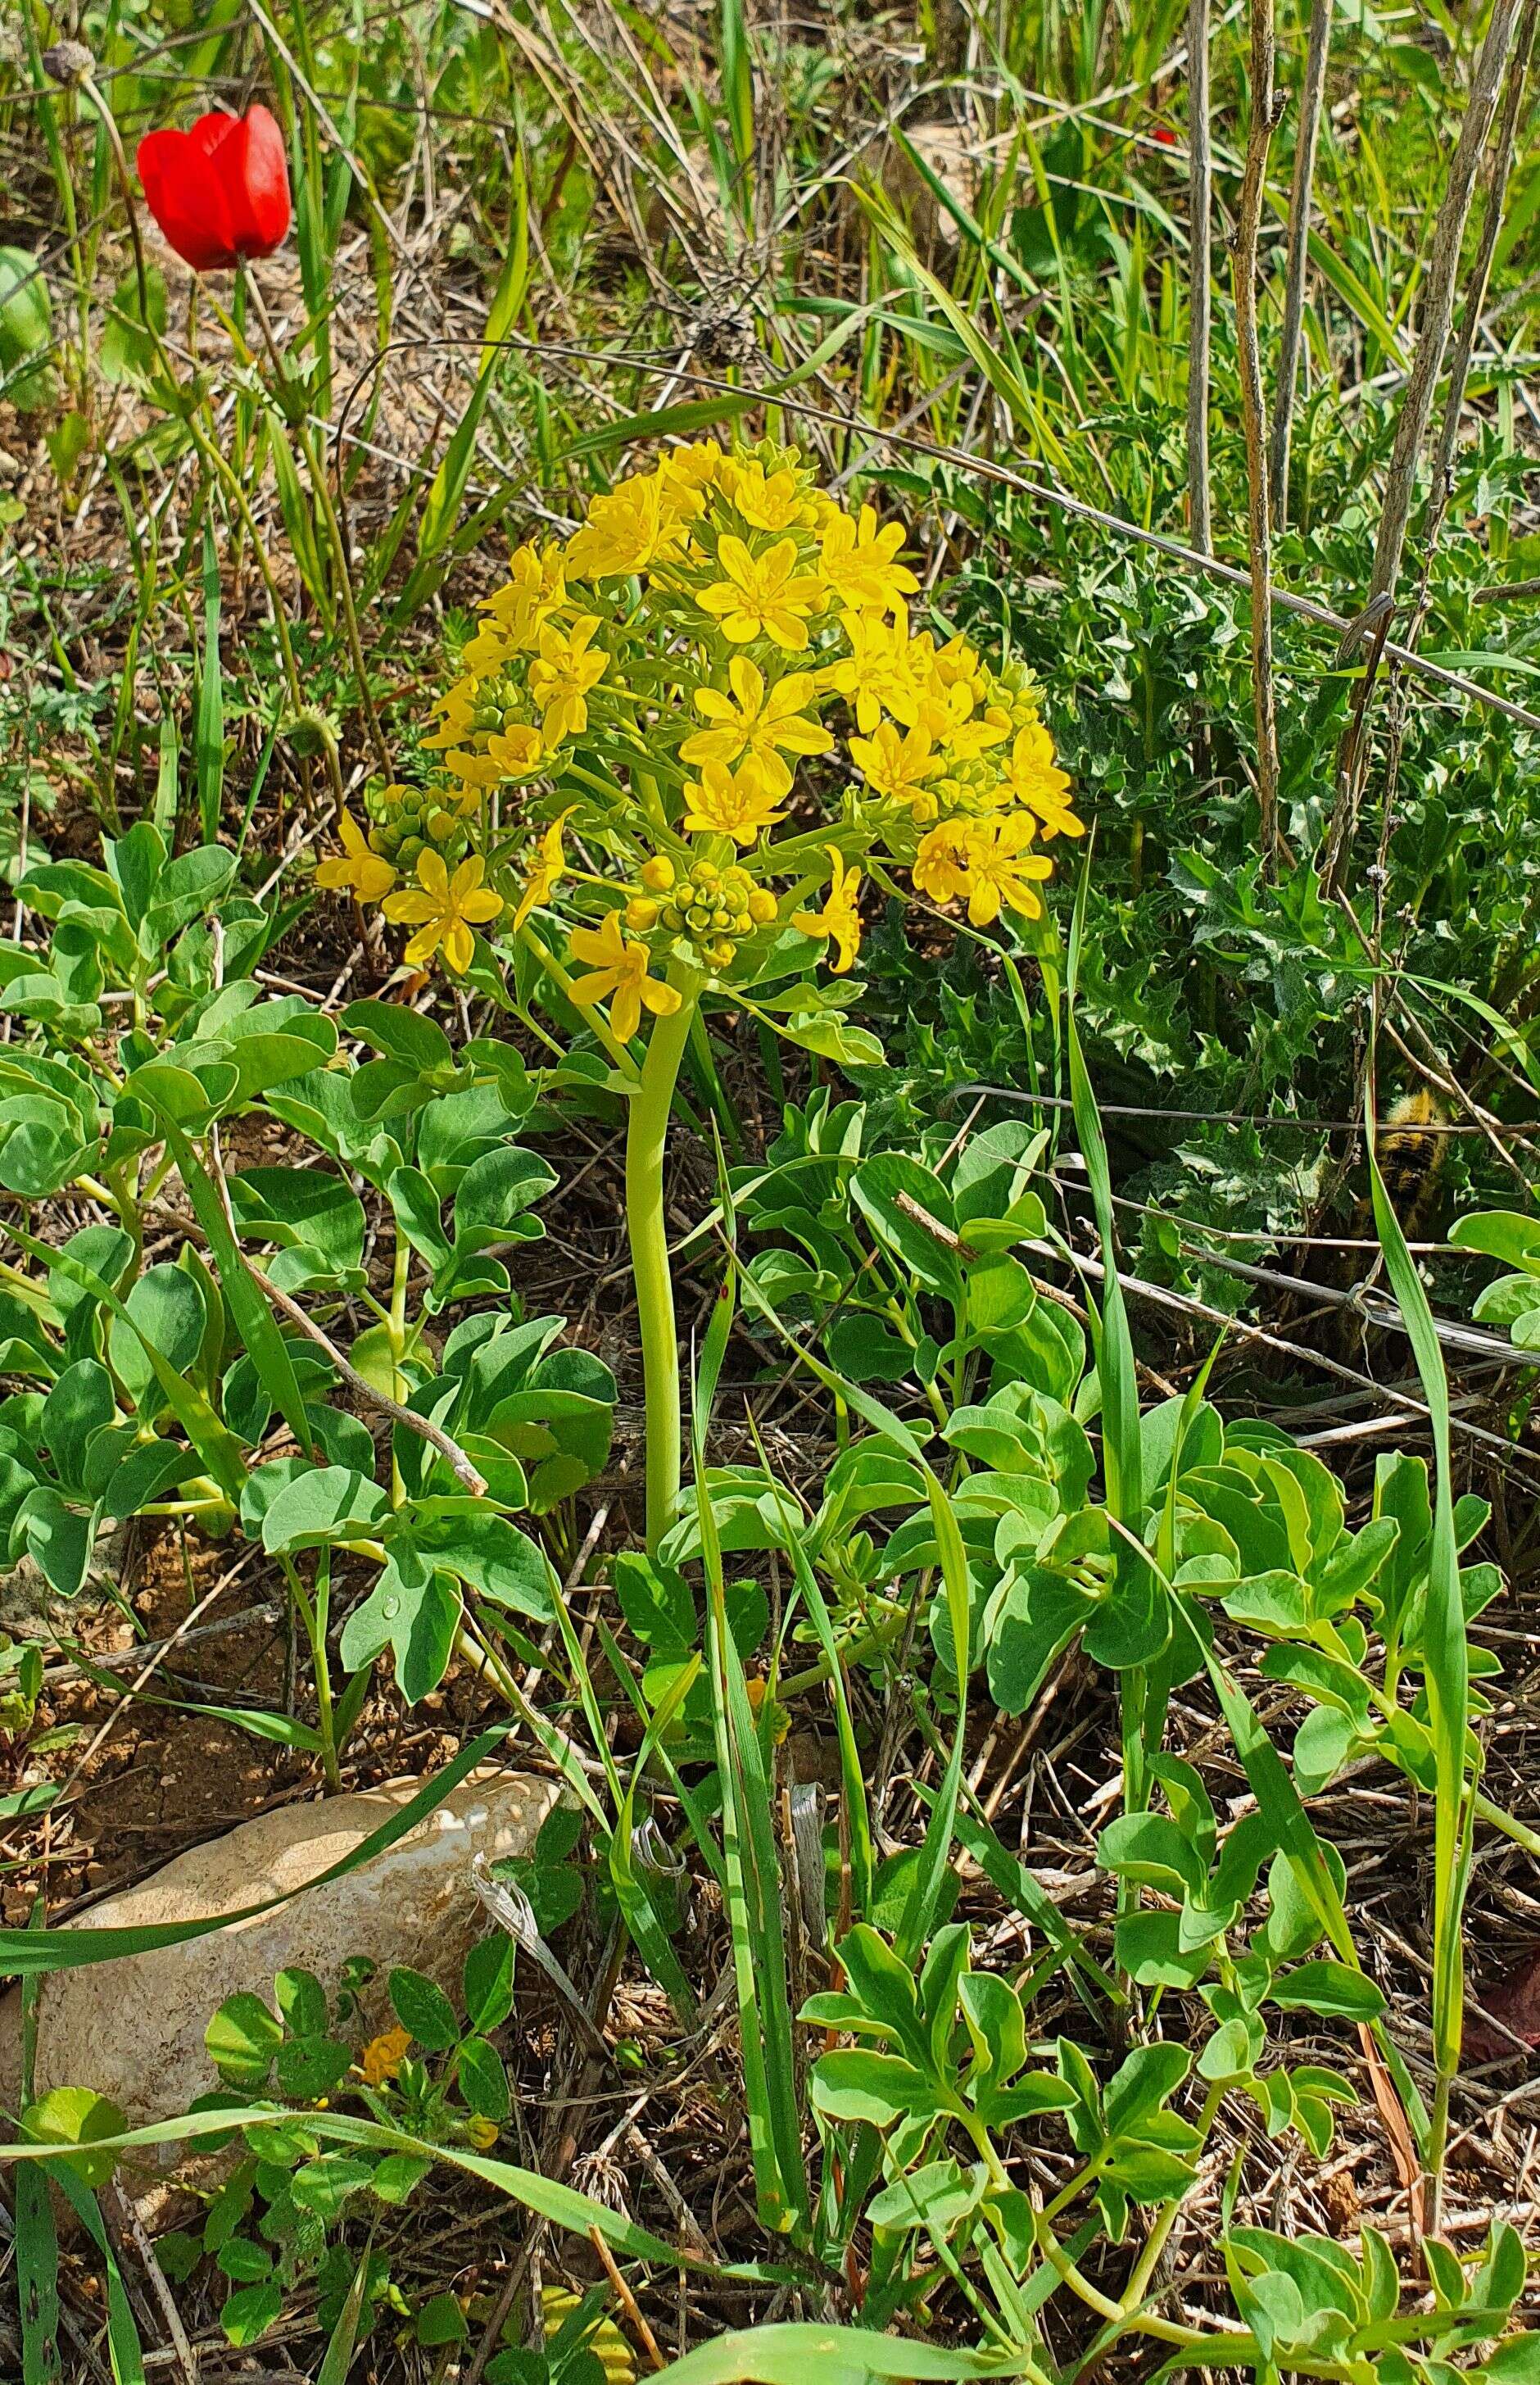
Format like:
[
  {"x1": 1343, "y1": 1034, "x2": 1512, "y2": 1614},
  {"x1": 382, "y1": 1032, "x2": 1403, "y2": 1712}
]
[
  {"x1": 935, "y1": 692, "x2": 1012, "y2": 763},
  {"x1": 464, "y1": 2115, "x2": 500, "y2": 2151},
  {"x1": 315, "y1": 810, "x2": 396, "y2": 905},
  {"x1": 565, "y1": 474, "x2": 676, "y2": 579},
  {"x1": 850, "y1": 720, "x2": 940, "y2": 812},
  {"x1": 384, "y1": 850, "x2": 503, "y2": 973},
  {"x1": 568, "y1": 908, "x2": 684, "y2": 1043},
  {"x1": 482, "y1": 542, "x2": 568, "y2": 648},
  {"x1": 422, "y1": 678, "x2": 479, "y2": 750},
  {"x1": 358, "y1": 2026, "x2": 411, "y2": 2087},
  {"x1": 682, "y1": 758, "x2": 787, "y2": 844},
  {"x1": 486, "y1": 723, "x2": 545, "y2": 779},
  {"x1": 730, "y1": 460, "x2": 816, "y2": 533},
  {"x1": 445, "y1": 747, "x2": 506, "y2": 789},
  {"x1": 698, "y1": 536, "x2": 825, "y2": 651},
  {"x1": 818, "y1": 505, "x2": 919, "y2": 617},
  {"x1": 460, "y1": 619, "x2": 513, "y2": 676},
  {"x1": 953, "y1": 820, "x2": 1062, "y2": 930},
  {"x1": 826, "y1": 612, "x2": 917, "y2": 734},
  {"x1": 911, "y1": 821, "x2": 976, "y2": 909},
  {"x1": 529, "y1": 615, "x2": 608, "y2": 745},
  {"x1": 513, "y1": 806, "x2": 577, "y2": 930},
  {"x1": 793, "y1": 847, "x2": 863, "y2": 973},
  {"x1": 917, "y1": 632, "x2": 989, "y2": 703},
  {"x1": 1003, "y1": 723, "x2": 1084, "y2": 839},
  {"x1": 655, "y1": 445, "x2": 722, "y2": 536},
  {"x1": 681, "y1": 658, "x2": 831, "y2": 796}
]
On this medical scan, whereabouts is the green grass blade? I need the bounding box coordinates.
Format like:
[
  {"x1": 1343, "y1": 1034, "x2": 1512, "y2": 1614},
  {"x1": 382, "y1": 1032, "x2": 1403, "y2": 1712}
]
[
  {"x1": 1368, "y1": 1088, "x2": 1473, "y2": 2165},
  {"x1": 0, "y1": 1727, "x2": 510, "y2": 1976},
  {"x1": 696, "y1": 1410, "x2": 808, "y2": 2238},
  {"x1": 895, "y1": 1467, "x2": 971, "y2": 1965},
  {"x1": 194, "y1": 524, "x2": 224, "y2": 845}
]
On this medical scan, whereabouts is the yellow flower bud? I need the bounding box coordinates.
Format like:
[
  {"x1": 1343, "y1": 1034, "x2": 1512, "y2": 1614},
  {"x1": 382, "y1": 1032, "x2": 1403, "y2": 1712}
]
[
  {"x1": 748, "y1": 887, "x2": 777, "y2": 923},
  {"x1": 626, "y1": 896, "x2": 661, "y2": 931},
  {"x1": 640, "y1": 855, "x2": 675, "y2": 891}
]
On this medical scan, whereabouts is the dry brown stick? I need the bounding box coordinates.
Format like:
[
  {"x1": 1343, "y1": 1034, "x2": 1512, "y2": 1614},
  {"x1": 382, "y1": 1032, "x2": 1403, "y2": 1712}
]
[
  {"x1": 245, "y1": 1263, "x2": 490, "y2": 1499},
  {"x1": 1428, "y1": 0, "x2": 1539, "y2": 543},
  {"x1": 589, "y1": 2226, "x2": 667, "y2": 2373},
  {"x1": 1368, "y1": 0, "x2": 1524, "y2": 607},
  {"x1": 107, "y1": 2184, "x2": 200, "y2": 2385},
  {"x1": 1269, "y1": 0, "x2": 1332, "y2": 527},
  {"x1": 1186, "y1": 0, "x2": 1214, "y2": 554},
  {"x1": 1234, "y1": 0, "x2": 1283, "y2": 874}
]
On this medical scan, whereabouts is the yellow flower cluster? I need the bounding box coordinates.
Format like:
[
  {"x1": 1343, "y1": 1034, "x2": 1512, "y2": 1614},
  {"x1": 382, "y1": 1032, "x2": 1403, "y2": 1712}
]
[{"x1": 312, "y1": 441, "x2": 1081, "y2": 1036}]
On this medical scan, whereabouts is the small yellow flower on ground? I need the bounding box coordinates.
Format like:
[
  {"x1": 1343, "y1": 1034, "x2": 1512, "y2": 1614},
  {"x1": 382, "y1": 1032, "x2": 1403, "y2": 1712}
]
[
  {"x1": 513, "y1": 806, "x2": 577, "y2": 930},
  {"x1": 529, "y1": 615, "x2": 608, "y2": 745},
  {"x1": 682, "y1": 758, "x2": 787, "y2": 844},
  {"x1": 358, "y1": 2025, "x2": 411, "y2": 2087},
  {"x1": 682, "y1": 658, "x2": 831, "y2": 794},
  {"x1": 316, "y1": 810, "x2": 396, "y2": 904},
  {"x1": 698, "y1": 535, "x2": 824, "y2": 651},
  {"x1": 818, "y1": 504, "x2": 919, "y2": 616},
  {"x1": 568, "y1": 907, "x2": 684, "y2": 1042},
  {"x1": 793, "y1": 847, "x2": 863, "y2": 973},
  {"x1": 384, "y1": 850, "x2": 503, "y2": 973}
]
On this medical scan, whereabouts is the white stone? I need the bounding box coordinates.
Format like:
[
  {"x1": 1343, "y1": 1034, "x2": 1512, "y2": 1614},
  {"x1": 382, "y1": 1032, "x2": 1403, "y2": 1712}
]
[{"x1": 0, "y1": 1767, "x2": 559, "y2": 2174}]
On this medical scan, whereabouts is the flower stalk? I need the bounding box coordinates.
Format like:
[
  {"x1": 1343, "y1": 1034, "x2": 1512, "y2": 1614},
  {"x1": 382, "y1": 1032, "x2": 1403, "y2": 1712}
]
[{"x1": 625, "y1": 974, "x2": 702, "y2": 1549}]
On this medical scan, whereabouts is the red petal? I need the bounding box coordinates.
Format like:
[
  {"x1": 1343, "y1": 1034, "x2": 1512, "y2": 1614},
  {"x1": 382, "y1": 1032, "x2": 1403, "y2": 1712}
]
[
  {"x1": 136, "y1": 129, "x2": 238, "y2": 271},
  {"x1": 187, "y1": 109, "x2": 244, "y2": 162},
  {"x1": 220, "y1": 107, "x2": 292, "y2": 261}
]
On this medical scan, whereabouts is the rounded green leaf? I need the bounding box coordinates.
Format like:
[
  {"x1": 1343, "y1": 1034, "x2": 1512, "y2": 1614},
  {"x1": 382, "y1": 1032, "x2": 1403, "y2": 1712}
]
[
  {"x1": 388, "y1": 1966, "x2": 460, "y2": 2052},
  {"x1": 20, "y1": 2086, "x2": 127, "y2": 2187}
]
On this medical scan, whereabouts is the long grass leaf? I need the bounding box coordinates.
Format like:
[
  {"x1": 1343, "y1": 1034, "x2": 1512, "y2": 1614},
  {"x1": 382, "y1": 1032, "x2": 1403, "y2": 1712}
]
[{"x1": 1368, "y1": 1093, "x2": 1472, "y2": 2132}]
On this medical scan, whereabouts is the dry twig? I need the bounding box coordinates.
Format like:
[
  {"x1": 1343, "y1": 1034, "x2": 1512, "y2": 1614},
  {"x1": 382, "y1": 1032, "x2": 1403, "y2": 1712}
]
[
  {"x1": 1234, "y1": 0, "x2": 1283, "y2": 873},
  {"x1": 1269, "y1": 0, "x2": 1332, "y2": 526}
]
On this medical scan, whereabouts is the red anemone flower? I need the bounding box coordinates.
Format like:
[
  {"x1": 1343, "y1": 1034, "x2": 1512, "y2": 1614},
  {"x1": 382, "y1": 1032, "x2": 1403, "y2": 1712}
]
[{"x1": 136, "y1": 106, "x2": 291, "y2": 273}]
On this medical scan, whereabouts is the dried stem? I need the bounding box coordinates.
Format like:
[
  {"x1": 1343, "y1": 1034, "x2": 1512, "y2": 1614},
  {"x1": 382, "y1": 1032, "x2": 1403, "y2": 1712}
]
[
  {"x1": 1426, "y1": 0, "x2": 1539, "y2": 548},
  {"x1": 247, "y1": 1263, "x2": 490, "y2": 1499},
  {"x1": 1368, "y1": 0, "x2": 1524, "y2": 607},
  {"x1": 1186, "y1": 0, "x2": 1214, "y2": 554},
  {"x1": 1269, "y1": 0, "x2": 1332, "y2": 528},
  {"x1": 1234, "y1": 0, "x2": 1283, "y2": 873}
]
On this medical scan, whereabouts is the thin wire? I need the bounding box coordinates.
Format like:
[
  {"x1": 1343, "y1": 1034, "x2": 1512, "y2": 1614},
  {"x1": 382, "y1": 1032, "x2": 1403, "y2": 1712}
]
[
  {"x1": 324, "y1": 329, "x2": 1540, "y2": 735},
  {"x1": 946, "y1": 1081, "x2": 1539, "y2": 1138}
]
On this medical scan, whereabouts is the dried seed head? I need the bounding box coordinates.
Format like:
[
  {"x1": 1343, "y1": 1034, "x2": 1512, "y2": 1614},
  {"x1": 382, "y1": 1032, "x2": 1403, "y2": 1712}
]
[{"x1": 42, "y1": 39, "x2": 95, "y2": 84}]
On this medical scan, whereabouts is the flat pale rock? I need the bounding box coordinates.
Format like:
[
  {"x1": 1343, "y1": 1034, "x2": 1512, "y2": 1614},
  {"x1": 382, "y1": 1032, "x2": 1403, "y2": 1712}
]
[{"x1": 0, "y1": 1767, "x2": 559, "y2": 2171}]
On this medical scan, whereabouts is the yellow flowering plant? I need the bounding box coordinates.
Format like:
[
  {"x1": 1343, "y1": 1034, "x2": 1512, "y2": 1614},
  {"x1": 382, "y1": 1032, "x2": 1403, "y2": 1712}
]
[{"x1": 324, "y1": 439, "x2": 1082, "y2": 1546}]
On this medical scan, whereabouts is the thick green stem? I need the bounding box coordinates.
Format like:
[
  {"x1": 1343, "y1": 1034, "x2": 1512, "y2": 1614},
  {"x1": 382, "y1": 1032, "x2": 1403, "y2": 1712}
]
[
  {"x1": 281, "y1": 1552, "x2": 341, "y2": 1791},
  {"x1": 627, "y1": 981, "x2": 702, "y2": 1550}
]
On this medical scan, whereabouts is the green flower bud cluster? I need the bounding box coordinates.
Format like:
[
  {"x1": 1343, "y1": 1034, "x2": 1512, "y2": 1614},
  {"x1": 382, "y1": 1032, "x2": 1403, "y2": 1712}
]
[
  {"x1": 627, "y1": 858, "x2": 775, "y2": 969},
  {"x1": 365, "y1": 781, "x2": 470, "y2": 871}
]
